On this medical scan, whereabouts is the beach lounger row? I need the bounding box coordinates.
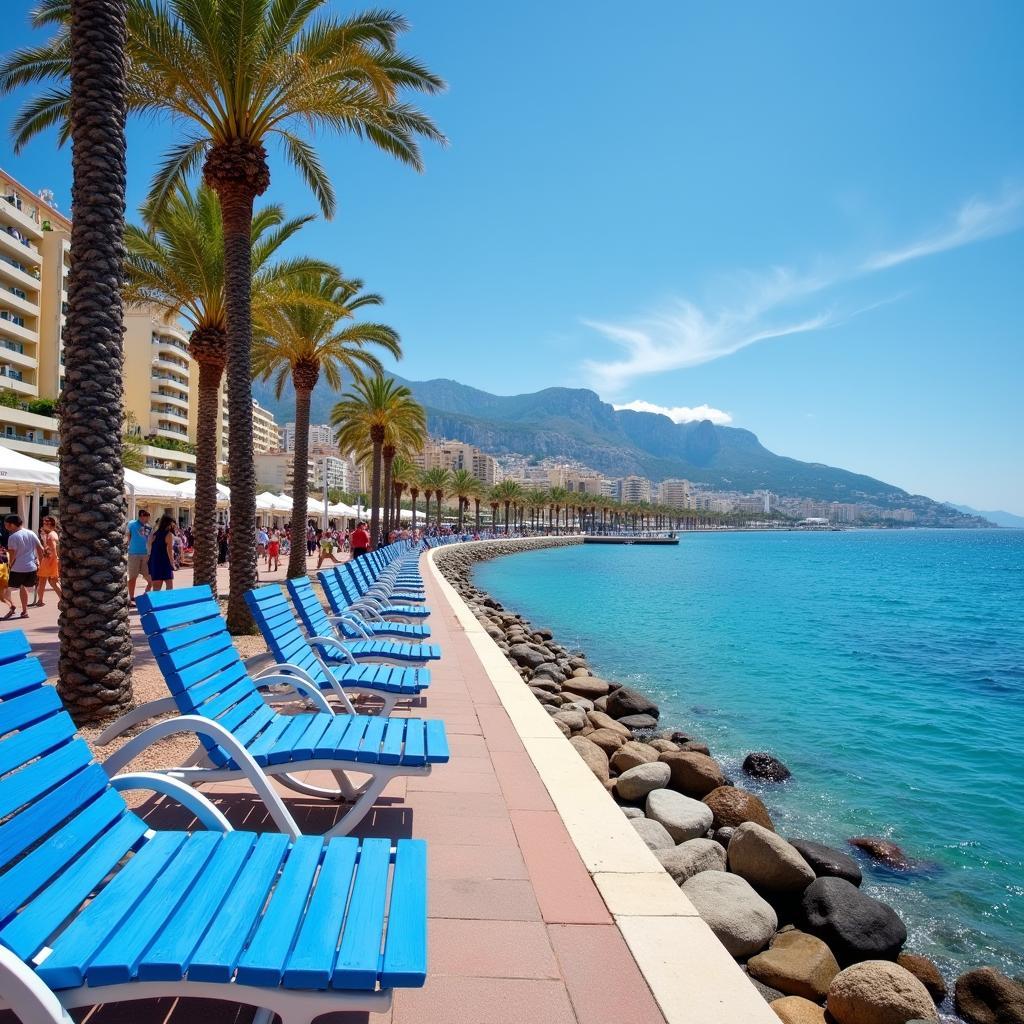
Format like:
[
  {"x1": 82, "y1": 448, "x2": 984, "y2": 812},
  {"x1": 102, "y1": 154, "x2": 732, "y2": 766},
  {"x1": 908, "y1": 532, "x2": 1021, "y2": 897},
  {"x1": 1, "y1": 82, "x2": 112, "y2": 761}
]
[{"x1": 0, "y1": 541, "x2": 446, "y2": 1023}]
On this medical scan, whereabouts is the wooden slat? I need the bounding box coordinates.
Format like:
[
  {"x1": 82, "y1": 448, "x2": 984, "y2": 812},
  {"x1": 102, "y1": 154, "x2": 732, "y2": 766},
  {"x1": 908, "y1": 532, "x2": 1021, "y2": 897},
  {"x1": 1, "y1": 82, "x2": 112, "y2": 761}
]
[
  {"x1": 380, "y1": 719, "x2": 405, "y2": 765},
  {"x1": 0, "y1": 709, "x2": 76, "y2": 778},
  {"x1": 402, "y1": 719, "x2": 426, "y2": 767},
  {"x1": 356, "y1": 716, "x2": 386, "y2": 763},
  {"x1": 0, "y1": 685, "x2": 62, "y2": 740},
  {"x1": 425, "y1": 720, "x2": 450, "y2": 764},
  {"x1": 380, "y1": 839, "x2": 427, "y2": 987},
  {"x1": 0, "y1": 656, "x2": 47, "y2": 700},
  {"x1": 332, "y1": 837, "x2": 391, "y2": 990},
  {"x1": 0, "y1": 736, "x2": 91, "y2": 819}
]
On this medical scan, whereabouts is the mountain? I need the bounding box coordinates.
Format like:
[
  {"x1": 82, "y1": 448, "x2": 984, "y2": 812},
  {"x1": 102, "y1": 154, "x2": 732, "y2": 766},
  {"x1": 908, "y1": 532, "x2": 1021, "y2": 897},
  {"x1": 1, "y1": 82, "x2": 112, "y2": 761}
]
[
  {"x1": 251, "y1": 375, "x2": 988, "y2": 525},
  {"x1": 946, "y1": 504, "x2": 1024, "y2": 529}
]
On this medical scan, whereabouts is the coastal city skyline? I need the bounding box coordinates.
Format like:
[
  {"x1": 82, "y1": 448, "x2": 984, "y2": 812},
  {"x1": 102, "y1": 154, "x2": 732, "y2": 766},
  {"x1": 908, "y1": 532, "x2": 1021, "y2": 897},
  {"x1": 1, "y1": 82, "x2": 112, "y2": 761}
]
[{"x1": 1, "y1": 2, "x2": 1022, "y2": 517}]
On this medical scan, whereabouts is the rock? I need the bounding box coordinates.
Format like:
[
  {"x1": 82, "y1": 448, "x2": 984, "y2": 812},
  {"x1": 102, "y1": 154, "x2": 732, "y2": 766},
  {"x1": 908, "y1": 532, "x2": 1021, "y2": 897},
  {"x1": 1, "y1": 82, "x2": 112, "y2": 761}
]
[
  {"x1": 654, "y1": 837, "x2": 726, "y2": 884},
  {"x1": 616, "y1": 761, "x2": 671, "y2": 802},
  {"x1": 799, "y1": 878, "x2": 907, "y2": 966},
  {"x1": 678, "y1": 740, "x2": 712, "y2": 755},
  {"x1": 507, "y1": 643, "x2": 547, "y2": 670},
  {"x1": 897, "y1": 953, "x2": 947, "y2": 1004},
  {"x1": 586, "y1": 727, "x2": 627, "y2": 754},
  {"x1": 553, "y1": 718, "x2": 571, "y2": 737},
  {"x1": 703, "y1": 786, "x2": 776, "y2": 831},
  {"x1": 621, "y1": 805, "x2": 645, "y2": 819},
  {"x1": 568, "y1": 736, "x2": 610, "y2": 784},
  {"x1": 606, "y1": 686, "x2": 660, "y2": 720},
  {"x1": 743, "y1": 751, "x2": 793, "y2": 782},
  {"x1": 593, "y1": 694, "x2": 609, "y2": 712},
  {"x1": 827, "y1": 960, "x2": 938, "y2": 1024},
  {"x1": 587, "y1": 710, "x2": 631, "y2": 736},
  {"x1": 561, "y1": 698, "x2": 594, "y2": 713},
  {"x1": 770, "y1": 995, "x2": 828, "y2": 1024},
  {"x1": 728, "y1": 822, "x2": 816, "y2": 893},
  {"x1": 631, "y1": 817, "x2": 675, "y2": 851},
  {"x1": 748, "y1": 930, "x2": 840, "y2": 1001},
  {"x1": 954, "y1": 966, "x2": 1024, "y2": 1024},
  {"x1": 660, "y1": 750, "x2": 728, "y2": 798},
  {"x1": 648, "y1": 738, "x2": 679, "y2": 753},
  {"x1": 713, "y1": 826, "x2": 735, "y2": 848},
  {"x1": 532, "y1": 663, "x2": 565, "y2": 682},
  {"x1": 528, "y1": 686, "x2": 560, "y2": 704},
  {"x1": 617, "y1": 713, "x2": 660, "y2": 731},
  {"x1": 681, "y1": 870, "x2": 778, "y2": 958},
  {"x1": 645, "y1": 788, "x2": 714, "y2": 842},
  {"x1": 562, "y1": 676, "x2": 610, "y2": 699},
  {"x1": 609, "y1": 740, "x2": 661, "y2": 773},
  {"x1": 848, "y1": 836, "x2": 914, "y2": 870},
  {"x1": 789, "y1": 839, "x2": 863, "y2": 887},
  {"x1": 744, "y1": 971, "x2": 786, "y2": 1004},
  {"x1": 553, "y1": 708, "x2": 587, "y2": 730}
]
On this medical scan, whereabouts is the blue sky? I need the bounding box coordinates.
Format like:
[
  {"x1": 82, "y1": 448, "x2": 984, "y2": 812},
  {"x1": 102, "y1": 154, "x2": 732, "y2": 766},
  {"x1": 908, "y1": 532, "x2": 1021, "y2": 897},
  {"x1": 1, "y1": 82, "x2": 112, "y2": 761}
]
[{"x1": 2, "y1": 1, "x2": 1022, "y2": 511}]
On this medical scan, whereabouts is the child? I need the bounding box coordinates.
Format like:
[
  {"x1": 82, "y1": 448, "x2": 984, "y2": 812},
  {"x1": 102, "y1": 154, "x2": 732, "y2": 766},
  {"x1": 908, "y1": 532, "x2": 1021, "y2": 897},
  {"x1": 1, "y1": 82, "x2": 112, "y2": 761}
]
[
  {"x1": 0, "y1": 547, "x2": 16, "y2": 619},
  {"x1": 267, "y1": 528, "x2": 281, "y2": 572}
]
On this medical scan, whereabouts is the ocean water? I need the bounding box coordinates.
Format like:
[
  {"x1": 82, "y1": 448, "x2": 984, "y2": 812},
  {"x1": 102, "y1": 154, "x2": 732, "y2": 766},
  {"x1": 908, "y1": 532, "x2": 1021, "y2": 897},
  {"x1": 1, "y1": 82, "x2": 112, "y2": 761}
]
[{"x1": 475, "y1": 530, "x2": 1024, "y2": 979}]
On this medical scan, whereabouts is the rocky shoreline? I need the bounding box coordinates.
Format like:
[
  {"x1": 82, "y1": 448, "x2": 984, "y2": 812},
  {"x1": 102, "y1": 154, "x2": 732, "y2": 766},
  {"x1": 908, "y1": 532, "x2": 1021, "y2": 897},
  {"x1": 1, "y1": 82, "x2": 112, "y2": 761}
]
[{"x1": 433, "y1": 538, "x2": 1024, "y2": 1024}]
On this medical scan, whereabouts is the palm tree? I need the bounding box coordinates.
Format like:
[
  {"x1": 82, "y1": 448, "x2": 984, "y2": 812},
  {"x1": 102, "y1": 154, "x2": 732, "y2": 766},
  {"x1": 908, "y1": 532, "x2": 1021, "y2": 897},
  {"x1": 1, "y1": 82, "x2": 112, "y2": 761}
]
[
  {"x1": 390, "y1": 454, "x2": 417, "y2": 531},
  {"x1": 1, "y1": 0, "x2": 445, "y2": 633},
  {"x1": 409, "y1": 472, "x2": 422, "y2": 532},
  {"x1": 471, "y1": 481, "x2": 485, "y2": 534},
  {"x1": 332, "y1": 376, "x2": 425, "y2": 548},
  {"x1": 420, "y1": 471, "x2": 431, "y2": 531},
  {"x1": 420, "y1": 467, "x2": 450, "y2": 531},
  {"x1": 124, "y1": 183, "x2": 328, "y2": 591},
  {"x1": 549, "y1": 487, "x2": 569, "y2": 535},
  {"x1": 255, "y1": 274, "x2": 399, "y2": 576},
  {"x1": 488, "y1": 491, "x2": 501, "y2": 533},
  {"x1": 449, "y1": 468, "x2": 477, "y2": 532},
  {"x1": 491, "y1": 480, "x2": 523, "y2": 535},
  {"x1": 47, "y1": 0, "x2": 133, "y2": 723}
]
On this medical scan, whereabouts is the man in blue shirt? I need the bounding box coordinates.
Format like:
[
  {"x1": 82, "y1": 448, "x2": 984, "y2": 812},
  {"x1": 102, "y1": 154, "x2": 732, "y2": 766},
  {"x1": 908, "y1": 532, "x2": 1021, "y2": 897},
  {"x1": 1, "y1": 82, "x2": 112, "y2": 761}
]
[{"x1": 126, "y1": 509, "x2": 152, "y2": 605}]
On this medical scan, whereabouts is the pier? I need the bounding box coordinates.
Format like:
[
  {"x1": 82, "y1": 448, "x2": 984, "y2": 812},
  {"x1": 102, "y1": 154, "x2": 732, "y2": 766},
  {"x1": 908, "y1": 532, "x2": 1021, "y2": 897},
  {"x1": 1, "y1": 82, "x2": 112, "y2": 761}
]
[{"x1": 583, "y1": 532, "x2": 680, "y2": 545}]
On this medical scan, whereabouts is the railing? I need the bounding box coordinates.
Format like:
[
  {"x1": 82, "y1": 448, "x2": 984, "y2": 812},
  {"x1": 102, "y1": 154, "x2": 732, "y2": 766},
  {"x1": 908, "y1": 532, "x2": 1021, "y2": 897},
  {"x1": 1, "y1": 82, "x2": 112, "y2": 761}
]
[
  {"x1": 0, "y1": 366, "x2": 25, "y2": 381},
  {"x1": 0, "y1": 339, "x2": 25, "y2": 355},
  {"x1": 151, "y1": 335, "x2": 189, "y2": 355}
]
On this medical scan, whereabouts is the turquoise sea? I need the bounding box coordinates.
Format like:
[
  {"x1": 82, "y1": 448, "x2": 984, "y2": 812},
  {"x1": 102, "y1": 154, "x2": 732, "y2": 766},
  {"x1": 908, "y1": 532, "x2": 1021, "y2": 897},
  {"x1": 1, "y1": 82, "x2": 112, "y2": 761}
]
[{"x1": 475, "y1": 530, "x2": 1024, "y2": 979}]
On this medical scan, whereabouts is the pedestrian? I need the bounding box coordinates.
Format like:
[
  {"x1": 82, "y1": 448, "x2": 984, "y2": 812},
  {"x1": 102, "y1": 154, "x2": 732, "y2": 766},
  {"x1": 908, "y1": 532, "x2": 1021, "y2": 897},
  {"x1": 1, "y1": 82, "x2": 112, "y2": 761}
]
[
  {"x1": 147, "y1": 515, "x2": 177, "y2": 592},
  {"x1": 126, "y1": 508, "x2": 152, "y2": 605},
  {"x1": 317, "y1": 528, "x2": 340, "y2": 568},
  {"x1": 33, "y1": 515, "x2": 62, "y2": 606},
  {"x1": 267, "y1": 528, "x2": 281, "y2": 572},
  {"x1": 2, "y1": 514, "x2": 43, "y2": 619},
  {"x1": 0, "y1": 546, "x2": 16, "y2": 619},
  {"x1": 256, "y1": 524, "x2": 269, "y2": 563},
  {"x1": 217, "y1": 527, "x2": 228, "y2": 564},
  {"x1": 349, "y1": 521, "x2": 370, "y2": 560},
  {"x1": 306, "y1": 523, "x2": 317, "y2": 556}
]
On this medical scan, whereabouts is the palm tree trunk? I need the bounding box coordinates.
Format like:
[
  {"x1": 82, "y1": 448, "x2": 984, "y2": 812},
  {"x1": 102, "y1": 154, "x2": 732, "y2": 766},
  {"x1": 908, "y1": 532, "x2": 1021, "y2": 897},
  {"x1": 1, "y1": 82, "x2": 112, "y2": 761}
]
[
  {"x1": 381, "y1": 449, "x2": 394, "y2": 540},
  {"x1": 423, "y1": 491, "x2": 430, "y2": 530},
  {"x1": 369, "y1": 436, "x2": 384, "y2": 548},
  {"x1": 287, "y1": 380, "x2": 314, "y2": 578},
  {"x1": 457, "y1": 496, "x2": 465, "y2": 532},
  {"x1": 435, "y1": 491, "x2": 443, "y2": 528},
  {"x1": 191, "y1": 352, "x2": 224, "y2": 592},
  {"x1": 57, "y1": 0, "x2": 133, "y2": 723},
  {"x1": 474, "y1": 498, "x2": 481, "y2": 532},
  {"x1": 411, "y1": 490, "x2": 418, "y2": 531}
]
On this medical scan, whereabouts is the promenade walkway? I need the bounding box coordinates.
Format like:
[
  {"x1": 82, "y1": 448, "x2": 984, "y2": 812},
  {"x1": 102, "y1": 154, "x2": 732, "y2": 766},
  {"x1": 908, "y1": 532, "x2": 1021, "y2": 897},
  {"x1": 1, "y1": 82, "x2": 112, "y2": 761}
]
[{"x1": 0, "y1": 551, "x2": 670, "y2": 1024}]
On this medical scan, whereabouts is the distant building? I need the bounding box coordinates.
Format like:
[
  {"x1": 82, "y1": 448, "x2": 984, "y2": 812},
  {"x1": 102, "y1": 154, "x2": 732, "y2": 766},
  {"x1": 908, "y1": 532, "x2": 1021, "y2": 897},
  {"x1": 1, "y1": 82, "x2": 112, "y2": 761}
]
[
  {"x1": 413, "y1": 437, "x2": 498, "y2": 485},
  {"x1": 254, "y1": 450, "x2": 314, "y2": 492},
  {"x1": 311, "y1": 448, "x2": 356, "y2": 492},
  {"x1": 252, "y1": 399, "x2": 280, "y2": 454},
  {"x1": 658, "y1": 478, "x2": 692, "y2": 508},
  {"x1": 619, "y1": 475, "x2": 652, "y2": 503},
  {"x1": 281, "y1": 421, "x2": 333, "y2": 453}
]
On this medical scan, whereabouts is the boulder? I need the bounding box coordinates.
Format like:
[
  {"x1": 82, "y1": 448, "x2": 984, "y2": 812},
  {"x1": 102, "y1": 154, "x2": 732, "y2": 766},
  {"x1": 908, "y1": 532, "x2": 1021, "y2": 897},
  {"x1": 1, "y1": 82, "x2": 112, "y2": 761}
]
[
  {"x1": 748, "y1": 929, "x2": 840, "y2": 1001},
  {"x1": 848, "y1": 836, "x2": 914, "y2": 870},
  {"x1": 532, "y1": 663, "x2": 565, "y2": 682},
  {"x1": 713, "y1": 826, "x2": 735, "y2": 848},
  {"x1": 606, "y1": 686, "x2": 660, "y2": 720},
  {"x1": 609, "y1": 740, "x2": 661, "y2": 773},
  {"x1": 562, "y1": 676, "x2": 610, "y2": 699},
  {"x1": 553, "y1": 718, "x2": 571, "y2": 737},
  {"x1": 593, "y1": 694, "x2": 610, "y2": 712},
  {"x1": 507, "y1": 643, "x2": 547, "y2": 670},
  {"x1": 896, "y1": 953, "x2": 947, "y2": 1004},
  {"x1": 648, "y1": 738, "x2": 679, "y2": 753},
  {"x1": 645, "y1": 788, "x2": 714, "y2": 842},
  {"x1": 586, "y1": 728, "x2": 627, "y2": 754},
  {"x1": 728, "y1": 822, "x2": 816, "y2": 893},
  {"x1": 568, "y1": 736, "x2": 610, "y2": 784},
  {"x1": 561, "y1": 698, "x2": 594, "y2": 713},
  {"x1": 954, "y1": 966, "x2": 1024, "y2": 1024},
  {"x1": 615, "y1": 761, "x2": 671, "y2": 802},
  {"x1": 528, "y1": 686, "x2": 560, "y2": 704},
  {"x1": 827, "y1": 960, "x2": 938, "y2": 1024},
  {"x1": 744, "y1": 971, "x2": 785, "y2": 1004},
  {"x1": 655, "y1": 837, "x2": 726, "y2": 884},
  {"x1": 587, "y1": 710, "x2": 631, "y2": 737},
  {"x1": 770, "y1": 995, "x2": 828, "y2": 1024},
  {"x1": 743, "y1": 751, "x2": 793, "y2": 782},
  {"x1": 661, "y1": 751, "x2": 728, "y2": 798},
  {"x1": 621, "y1": 805, "x2": 645, "y2": 820},
  {"x1": 703, "y1": 786, "x2": 776, "y2": 831},
  {"x1": 789, "y1": 839, "x2": 863, "y2": 887},
  {"x1": 681, "y1": 870, "x2": 778, "y2": 958},
  {"x1": 528, "y1": 676, "x2": 561, "y2": 693},
  {"x1": 799, "y1": 877, "x2": 907, "y2": 966},
  {"x1": 552, "y1": 709, "x2": 587, "y2": 732},
  {"x1": 678, "y1": 740, "x2": 712, "y2": 755},
  {"x1": 617, "y1": 713, "x2": 660, "y2": 731},
  {"x1": 630, "y1": 817, "x2": 675, "y2": 852}
]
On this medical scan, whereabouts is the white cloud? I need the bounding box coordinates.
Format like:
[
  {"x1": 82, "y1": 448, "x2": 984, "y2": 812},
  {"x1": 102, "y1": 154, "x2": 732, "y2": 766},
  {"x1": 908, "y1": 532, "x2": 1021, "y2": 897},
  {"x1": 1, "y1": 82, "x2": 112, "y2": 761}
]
[
  {"x1": 612, "y1": 400, "x2": 733, "y2": 425},
  {"x1": 862, "y1": 187, "x2": 1024, "y2": 271},
  {"x1": 583, "y1": 185, "x2": 1023, "y2": 394}
]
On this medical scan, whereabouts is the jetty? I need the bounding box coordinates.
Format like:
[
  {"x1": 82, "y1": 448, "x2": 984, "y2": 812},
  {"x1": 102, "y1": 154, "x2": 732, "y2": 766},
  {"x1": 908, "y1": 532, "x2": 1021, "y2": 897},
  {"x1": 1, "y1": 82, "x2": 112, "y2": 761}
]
[{"x1": 583, "y1": 532, "x2": 680, "y2": 545}]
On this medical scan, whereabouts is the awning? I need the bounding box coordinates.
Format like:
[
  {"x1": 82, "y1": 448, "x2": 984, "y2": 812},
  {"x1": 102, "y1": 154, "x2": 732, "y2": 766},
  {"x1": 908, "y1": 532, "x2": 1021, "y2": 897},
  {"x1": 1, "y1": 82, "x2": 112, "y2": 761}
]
[{"x1": 0, "y1": 442, "x2": 60, "y2": 488}]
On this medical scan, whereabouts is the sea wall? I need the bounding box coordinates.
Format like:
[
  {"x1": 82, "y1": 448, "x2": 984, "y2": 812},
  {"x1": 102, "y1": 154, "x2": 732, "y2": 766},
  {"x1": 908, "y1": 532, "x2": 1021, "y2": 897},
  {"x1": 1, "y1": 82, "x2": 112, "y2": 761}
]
[{"x1": 429, "y1": 538, "x2": 999, "y2": 1024}]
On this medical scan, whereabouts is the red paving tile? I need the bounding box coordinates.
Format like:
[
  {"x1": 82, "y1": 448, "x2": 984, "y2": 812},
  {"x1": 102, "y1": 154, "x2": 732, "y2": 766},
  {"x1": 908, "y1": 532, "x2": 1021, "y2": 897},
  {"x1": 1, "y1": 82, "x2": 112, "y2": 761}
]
[
  {"x1": 427, "y1": 843, "x2": 529, "y2": 881},
  {"x1": 475, "y1": 705, "x2": 528, "y2": 752},
  {"x1": 548, "y1": 923, "x2": 667, "y2": 1024},
  {"x1": 430, "y1": 877, "x2": 542, "y2": 921},
  {"x1": 490, "y1": 748, "x2": 556, "y2": 811},
  {"x1": 428, "y1": 919, "x2": 560, "y2": 979},
  {"x1": 392, "y1": 976, "x2": 576, "y2": 1024}
]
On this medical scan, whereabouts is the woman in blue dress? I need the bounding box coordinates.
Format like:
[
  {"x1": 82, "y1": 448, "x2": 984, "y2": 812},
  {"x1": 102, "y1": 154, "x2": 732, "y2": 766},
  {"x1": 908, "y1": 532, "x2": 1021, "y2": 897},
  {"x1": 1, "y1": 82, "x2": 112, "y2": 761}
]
[{"x1": 147, "y1": 515, "x2": 177, "y2": 591}]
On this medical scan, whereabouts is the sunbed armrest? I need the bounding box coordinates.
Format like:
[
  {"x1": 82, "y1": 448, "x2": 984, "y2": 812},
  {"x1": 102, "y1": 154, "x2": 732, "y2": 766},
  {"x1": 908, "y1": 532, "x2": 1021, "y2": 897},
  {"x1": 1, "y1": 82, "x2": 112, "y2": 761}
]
[
  {"x1": 0, "y1": 946, "x2": 68, "y2": 1024},
  {"x1": 110, "y1": 772, "x2": 234, "y2": 833},
  {"x1": 94, "y1": 696, "x2": 180, "y2": 746},
  {"x1": 253, "y1": 670, "x2": 335, "y2": 715},
  {"x1": 306, "y1": 634, "x2": 358, "y2": 665}
]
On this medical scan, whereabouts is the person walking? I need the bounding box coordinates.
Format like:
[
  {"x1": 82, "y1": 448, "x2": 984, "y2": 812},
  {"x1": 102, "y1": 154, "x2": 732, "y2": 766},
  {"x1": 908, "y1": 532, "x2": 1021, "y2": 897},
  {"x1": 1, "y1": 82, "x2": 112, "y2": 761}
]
[
  {"x1": 266, "y1": 528, "x2": 281, "y2": 572},
  {"x1": 0, "y1": 546, "x2": 16, "y2": 619},
  {"x1": 349, "y1": 521, "x2": 370, "y2": 560},
  {"x1": 33, "y1": 515, "x2": 63, "y2": 606},
  {"x1": 2, "y1": 514, "x2": 43, "y2": 619},
  {"x1": 317, "y1": 529, "x2": 340, "y2": 569},
  {"x1": 126, "y1": 508, "x2": 152, "y2": 605},
  {"x1": 147, "y1": 515, "x2": 177, "y2": 592}
]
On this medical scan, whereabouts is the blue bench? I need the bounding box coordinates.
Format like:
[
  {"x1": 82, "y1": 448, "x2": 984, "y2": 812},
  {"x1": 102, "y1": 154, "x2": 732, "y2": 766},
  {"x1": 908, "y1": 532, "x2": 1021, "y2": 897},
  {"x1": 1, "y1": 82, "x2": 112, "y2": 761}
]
[
  {"x1": 0, "y1": 630, "x2": 426, "y2": 1023},
  {"x1": 320, "y1": 566, "x2": 430, "y2": 622}
]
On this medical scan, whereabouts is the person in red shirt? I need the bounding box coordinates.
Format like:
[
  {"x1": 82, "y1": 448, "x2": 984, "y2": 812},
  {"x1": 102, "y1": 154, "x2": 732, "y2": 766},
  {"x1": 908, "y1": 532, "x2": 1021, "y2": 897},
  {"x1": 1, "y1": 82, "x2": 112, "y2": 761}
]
[{"x1": 349, "y1": 522, "x2": 370, "y2": 559}]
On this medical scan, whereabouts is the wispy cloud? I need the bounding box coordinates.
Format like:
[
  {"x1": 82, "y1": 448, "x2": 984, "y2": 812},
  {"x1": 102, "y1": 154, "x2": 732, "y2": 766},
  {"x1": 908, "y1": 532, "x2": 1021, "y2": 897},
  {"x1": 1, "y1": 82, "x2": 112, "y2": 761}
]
[
  {"x1": 862, "y1": 187, "x2": 1024, "y2": 271},
  {"x1": 612, "y1": 399, "x2": 734, "y2": 425},
  {"x1": 583, "y1": 185, "x2": 1023, "y2": 394}
]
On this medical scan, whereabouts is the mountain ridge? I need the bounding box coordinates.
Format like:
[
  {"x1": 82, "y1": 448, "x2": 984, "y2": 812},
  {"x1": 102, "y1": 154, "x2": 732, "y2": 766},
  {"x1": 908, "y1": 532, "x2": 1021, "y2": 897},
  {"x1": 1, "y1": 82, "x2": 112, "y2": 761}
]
[{"x1": 251, "y1": 374, "x2": 987, "y2": 525}]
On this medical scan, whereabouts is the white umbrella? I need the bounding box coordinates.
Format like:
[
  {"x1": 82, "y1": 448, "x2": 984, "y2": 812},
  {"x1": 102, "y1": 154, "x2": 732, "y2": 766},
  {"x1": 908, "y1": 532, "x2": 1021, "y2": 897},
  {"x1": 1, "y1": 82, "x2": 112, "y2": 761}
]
[
  {"x1": 123, "y1": 468, "x2": 180, "y2": 499},
  {"x1": 274, "y1": 493, "x2": 294, "y2": 510},
  {"x1": 0, "y1": 442, "x2": 59, "y2": 487},
  {"x1": 172, "y1": 478, "x2": 230, "y2": 504}
]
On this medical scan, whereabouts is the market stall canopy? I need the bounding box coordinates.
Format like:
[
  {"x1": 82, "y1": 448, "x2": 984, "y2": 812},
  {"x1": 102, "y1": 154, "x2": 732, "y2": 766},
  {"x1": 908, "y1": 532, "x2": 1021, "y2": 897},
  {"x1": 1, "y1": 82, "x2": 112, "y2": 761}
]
[
  {"x1": 0, "y1": 442, "x2": 60, "y2": 488},
  {"x1": 172, "y1": 478, "x2": 231, "y2": 504},
  {"x1": 123, "y1": 468, "x2": 181, "y2": 499}
]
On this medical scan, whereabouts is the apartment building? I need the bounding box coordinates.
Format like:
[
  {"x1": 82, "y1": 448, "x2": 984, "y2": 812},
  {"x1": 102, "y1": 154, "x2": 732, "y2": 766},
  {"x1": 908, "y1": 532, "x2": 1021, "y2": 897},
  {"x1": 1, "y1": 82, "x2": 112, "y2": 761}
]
[
  {"x1": 0, "y1": 170, "x2": 68, "y2": 459},
  {"x1": 413, "y1": 437, "x2": 498, "y2": 485},
  {"x1": 254, "y1": 450, "x2": 315, "y2": 492},
  {"x1": 281, "y1": 421, "x2": 333, "y2": 452},
  {"x1": 658, "y1": 478, "x2": 692, "y2": 508},
  {"x1": 311, "y1": 448, "x2": 355, "y2": 492},
  {"x1": 619, "y1": 475, "x2": 652, "y2": 503},
  {"x1": 252, "y1": 400, "x2": 280, "y2": 453}
]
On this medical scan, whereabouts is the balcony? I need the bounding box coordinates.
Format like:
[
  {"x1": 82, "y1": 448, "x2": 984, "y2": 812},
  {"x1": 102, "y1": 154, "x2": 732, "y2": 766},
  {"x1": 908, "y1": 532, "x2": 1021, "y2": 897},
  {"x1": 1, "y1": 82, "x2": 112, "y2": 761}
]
[
  {"x1": 0, "y1": 194, "x2": 45, "y2": 239},
  {"x1": 0, "y1": 228, "x2": 41, "y2": 265},
  {"x1": 0, "y1": 341, "x2": 37, "y2": 372},
  {"x1": 151, "y1": 333, "x2": 190, "y2": 356},
  {"x1": 0, "y1": 256, "x2": 40, "y2": 293},
  {"x1": 150, "y1": 370, "x2": 189, "y2": 392},
  {"x1": 0, "y1": 371, "x2": 36, "y2": 397},
  {"x1": 150, "y1": 388, "x2": 190, "y2": 410},
  {"x1": 0, "y1": 285, "x2": 38, "y2": 318},
  {"x1": 150, "y1": 405, "x2": 189, "y2": 425},
  {"x1": 0, "y1": 313, "x2": 38, "y2": 346},
  {"x1": 151, "y1": 354, "x2": 190, "y2": 376},
  {"x1": 151, "y1": 423, "x2": 190, "y2": 442},
  {"x1": 0, "y1": 432, "x2": 59, "y2": 459}
]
